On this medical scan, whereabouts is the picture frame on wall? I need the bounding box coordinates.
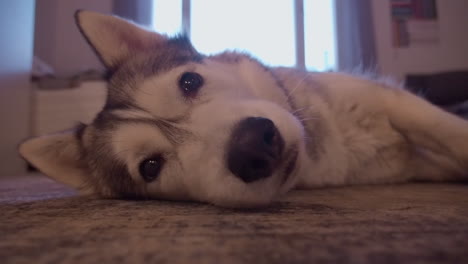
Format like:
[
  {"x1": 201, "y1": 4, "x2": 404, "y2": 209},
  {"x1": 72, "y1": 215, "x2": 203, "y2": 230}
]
[{"x1": 390, "y1": 0, "x2": 439, "y2": 47}]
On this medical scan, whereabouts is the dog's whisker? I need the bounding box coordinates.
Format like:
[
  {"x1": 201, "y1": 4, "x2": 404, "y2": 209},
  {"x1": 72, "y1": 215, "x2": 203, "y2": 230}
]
[
  {"x1": 298, "y1": 116, "x2": 320, "y2": 122},
  {"x1": 283, "y1": 73, "x2": 312, "y2": 105},
  {"x1": 113, "y1": 148, "x2": 136, "y2": 156},
  {"x1": 291, "y1": 106, "x2": 311, "y2": 115},
  {"x1": 138, "y1": 89, "x2": 157, "y2": 96}
]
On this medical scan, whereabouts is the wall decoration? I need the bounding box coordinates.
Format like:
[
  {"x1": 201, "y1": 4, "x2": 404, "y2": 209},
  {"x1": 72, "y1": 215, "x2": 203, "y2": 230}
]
[{"x1": 391, "y1": 0, "x2": 439, "y2": 47}]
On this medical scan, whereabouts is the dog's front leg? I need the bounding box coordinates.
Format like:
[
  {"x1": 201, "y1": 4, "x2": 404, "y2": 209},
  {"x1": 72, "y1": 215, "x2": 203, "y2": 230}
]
[{"x1": 384, "y1": 89, "x2": 468, "y2": 180}]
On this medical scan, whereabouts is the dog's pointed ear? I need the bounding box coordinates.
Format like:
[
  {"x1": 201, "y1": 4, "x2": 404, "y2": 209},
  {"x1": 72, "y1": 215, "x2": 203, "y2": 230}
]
[
  {"x1": 75, "y1": 10, "x2": 165, "y2": 69},
  {"x1": 19, "y1": 129, "x2": 93, "y2": 194}
]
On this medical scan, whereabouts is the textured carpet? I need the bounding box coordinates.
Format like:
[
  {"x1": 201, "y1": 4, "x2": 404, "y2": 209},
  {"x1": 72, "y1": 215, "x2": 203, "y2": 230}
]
[{"x1": 1, "y1": 174, "x2": 467, "y2": 264}]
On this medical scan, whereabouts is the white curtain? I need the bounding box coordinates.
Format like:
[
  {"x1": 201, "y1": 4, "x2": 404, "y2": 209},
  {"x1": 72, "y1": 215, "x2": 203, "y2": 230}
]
[
  {"x1": 335, "y1": 0, "x2": 377, "y2": 71},
  {"x1": 113, "y1": 0, "x2": 154, "y2": 26}
]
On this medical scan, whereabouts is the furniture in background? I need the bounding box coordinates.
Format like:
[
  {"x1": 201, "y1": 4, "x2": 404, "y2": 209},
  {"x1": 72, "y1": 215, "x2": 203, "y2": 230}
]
[
  {"x1": 406, "y1": 70, "x2": 468, "y2": 118},
  {"x1": 32, "y1": 80, "x2": 106, "y2": 136}
]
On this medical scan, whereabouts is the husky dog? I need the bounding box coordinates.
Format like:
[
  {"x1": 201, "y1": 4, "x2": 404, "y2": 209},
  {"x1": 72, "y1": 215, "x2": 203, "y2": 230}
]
[{"x1": 20, "y1": 11, "x2": 468, "y2": 207}]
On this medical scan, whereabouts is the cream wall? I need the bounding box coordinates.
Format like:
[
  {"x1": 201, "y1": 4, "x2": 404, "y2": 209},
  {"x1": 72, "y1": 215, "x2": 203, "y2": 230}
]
[
  {"x1": 371, "y1": 0, "x2": 468, "y2": 80},
  {"x1": 34, "y1": 0, "x2": 113, "y2": 76},
  {"x1": 0, "y1": 1, "x2": 36, "y2": 176},
  {"x1": 0, "y1": 1, "x2": 113, "y2": 176}
]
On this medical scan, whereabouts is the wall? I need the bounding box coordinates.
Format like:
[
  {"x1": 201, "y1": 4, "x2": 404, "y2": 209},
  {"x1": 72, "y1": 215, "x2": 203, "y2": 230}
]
[
  {"x1": 34, "y1": 0, "x2": 114, "y2": 77},
  {"x1": 371, "y1": 0, "x2": 468, "y2": 80},
  {"x1": 0, "y1": 1, "x2": 36, "y2": 176}
]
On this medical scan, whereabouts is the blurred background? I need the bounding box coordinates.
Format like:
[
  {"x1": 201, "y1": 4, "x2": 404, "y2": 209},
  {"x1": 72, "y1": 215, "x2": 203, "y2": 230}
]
[{"x1": 1, "y1": 0, "x2": 467, "y2": 177}]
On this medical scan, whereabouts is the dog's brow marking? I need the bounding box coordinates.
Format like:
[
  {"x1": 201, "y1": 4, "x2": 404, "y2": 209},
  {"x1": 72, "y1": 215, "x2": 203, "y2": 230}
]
[
  {"x1": 108, "y1": 110, "x2": 193, "y2": 145},
  {"x1": 103, "y1": 35, "x2": 204, "y2": 111},
  {"x1": 88, "y1": 107, "x2": 192, "y2": 198},
  {"x1": 111, "y1": 109, "x2": 156, "y2": 120},
  {"x1": 109, "y1": 106, "x2": 189, "y2": 124}
]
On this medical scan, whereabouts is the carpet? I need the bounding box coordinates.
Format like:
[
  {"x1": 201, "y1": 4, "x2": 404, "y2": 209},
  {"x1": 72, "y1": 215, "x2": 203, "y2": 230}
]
[{"x1": 1, "y1": 174, "x2": 467, "y2": 264}]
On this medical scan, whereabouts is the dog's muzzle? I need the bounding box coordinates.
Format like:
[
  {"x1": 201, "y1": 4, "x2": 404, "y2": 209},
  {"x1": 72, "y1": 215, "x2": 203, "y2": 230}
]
[{"x1": 227, "y1": 117, "x2": 285, "y2": 183}]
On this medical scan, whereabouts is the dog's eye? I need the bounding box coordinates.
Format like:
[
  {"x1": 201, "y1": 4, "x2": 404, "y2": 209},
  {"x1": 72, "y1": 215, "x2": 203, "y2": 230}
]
[
  {"x1": 139, "y1": 156, "x2": 164, "y2": 182},
  {"x1": 179, "y1": 72, "x2": 203, "y2": 97}
]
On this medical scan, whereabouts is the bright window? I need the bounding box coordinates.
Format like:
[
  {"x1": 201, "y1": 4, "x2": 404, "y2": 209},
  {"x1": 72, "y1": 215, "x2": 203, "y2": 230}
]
[
  {"x1": 152, "y1": 0, "x2": 336, "y2": 71},
  {"x1": 153, "y1": 0, "x2": 182, "y2": 35},
  {"x1": 305, "y1": 0, "x2": 336, "y2": 71}
]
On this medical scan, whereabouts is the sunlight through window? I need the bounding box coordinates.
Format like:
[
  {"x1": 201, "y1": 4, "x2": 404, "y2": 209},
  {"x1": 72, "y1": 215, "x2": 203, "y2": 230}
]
[
  {"x1": 304, "y1": 0, "x2": 337, "y2": 71},
  {"x1": 152, "y1": 0, "x2": 182, "y2": 36},
  {"x1": 191, "y1": 0, "x2": 295, "y2": 67},
  {"x1": 152, "y1": 0, "x2": 337, "y2": 70}
]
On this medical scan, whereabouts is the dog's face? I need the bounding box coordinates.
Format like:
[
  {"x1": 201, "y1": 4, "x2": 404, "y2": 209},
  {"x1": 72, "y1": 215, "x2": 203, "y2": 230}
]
[{"x1": 20, "y1": 11, "x2": 307, "y2": 207}]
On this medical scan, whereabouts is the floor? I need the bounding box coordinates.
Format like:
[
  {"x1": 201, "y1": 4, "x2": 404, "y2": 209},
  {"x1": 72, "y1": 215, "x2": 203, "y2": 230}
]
[{"x1": 1, "y1": 174, "x2": 468, "y2": 264}]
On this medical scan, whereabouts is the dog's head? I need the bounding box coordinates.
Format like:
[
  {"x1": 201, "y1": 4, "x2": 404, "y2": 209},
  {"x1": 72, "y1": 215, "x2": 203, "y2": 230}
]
[{"x1": 20, "y1": 11, "x2": 307, "y2": 207}]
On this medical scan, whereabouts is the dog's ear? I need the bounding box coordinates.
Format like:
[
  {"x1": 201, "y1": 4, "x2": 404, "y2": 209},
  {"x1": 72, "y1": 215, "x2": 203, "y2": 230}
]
[
  {"x1": 75, "y1": 10, "x2": 165, "y2": 70},
  {"x1": 19, "y1": 129, "x2": 93, "y2": 194}
]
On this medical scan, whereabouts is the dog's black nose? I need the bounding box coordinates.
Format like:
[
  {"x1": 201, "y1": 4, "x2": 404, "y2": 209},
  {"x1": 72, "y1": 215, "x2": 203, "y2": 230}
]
[{"x1": 227, "y1": 117, "x2": 284, "y2": 183}]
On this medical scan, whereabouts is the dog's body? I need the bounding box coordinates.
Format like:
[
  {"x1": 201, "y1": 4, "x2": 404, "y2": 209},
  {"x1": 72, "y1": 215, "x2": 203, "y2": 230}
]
[
  {"x1": 277, "y1": 68, "x2": 467, "y2": 187},
  {"x1": 19, "y1": 11, "x2": 468, "y2": 207}
]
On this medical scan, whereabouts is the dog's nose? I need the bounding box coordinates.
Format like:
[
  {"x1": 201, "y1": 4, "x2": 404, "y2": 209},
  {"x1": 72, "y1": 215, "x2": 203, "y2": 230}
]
[{"x1": 227, "y1": 117, "x2": 284, "y2": 183}]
